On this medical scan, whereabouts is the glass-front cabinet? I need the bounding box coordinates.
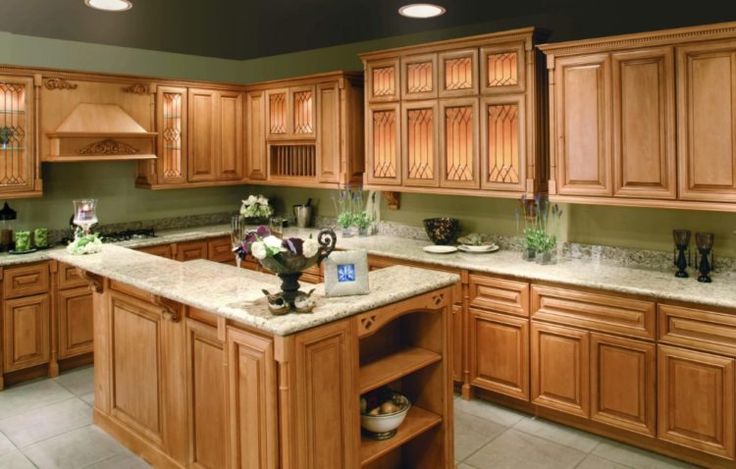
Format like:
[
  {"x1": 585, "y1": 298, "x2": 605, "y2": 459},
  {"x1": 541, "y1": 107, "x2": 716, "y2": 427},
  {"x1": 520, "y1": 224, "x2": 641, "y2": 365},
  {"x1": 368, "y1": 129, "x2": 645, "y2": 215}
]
[{"x1": 0, "y1": 74, "x2": 40, "y2": 197}]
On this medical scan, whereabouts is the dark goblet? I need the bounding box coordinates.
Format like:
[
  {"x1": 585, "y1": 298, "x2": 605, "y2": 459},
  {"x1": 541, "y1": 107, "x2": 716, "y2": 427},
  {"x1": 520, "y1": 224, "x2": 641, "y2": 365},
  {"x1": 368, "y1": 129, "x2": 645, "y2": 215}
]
[
  {"x1": 672, "y1": 229, "x2": 691, "y2": 278},
  {"x1": 695, "y1": 232, "x2": 714, "y2": 283}
]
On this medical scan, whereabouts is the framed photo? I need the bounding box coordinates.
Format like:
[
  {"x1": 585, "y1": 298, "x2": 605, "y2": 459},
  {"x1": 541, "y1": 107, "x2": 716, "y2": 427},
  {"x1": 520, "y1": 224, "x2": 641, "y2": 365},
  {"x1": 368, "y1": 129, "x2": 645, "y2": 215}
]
[{"x1": 323, "y1": 250, "x2": 370, "y2": 297}]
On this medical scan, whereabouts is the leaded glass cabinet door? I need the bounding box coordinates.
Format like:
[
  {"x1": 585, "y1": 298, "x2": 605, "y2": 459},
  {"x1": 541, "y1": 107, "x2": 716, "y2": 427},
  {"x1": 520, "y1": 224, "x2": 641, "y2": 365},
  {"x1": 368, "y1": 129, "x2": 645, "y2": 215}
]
[
  {"x1": 402, "y1": 100, "x2": 439, "y2": 187},
  {"x1": 481, "y1": 95, "x2": 527, "y2": 192},
  {"x1": 156, "y1": 86, "x2": 188, "y2": 185},
  {"x1": 0, "y1": 75, "x2": 38, "y2": 195},
  {"x1": 440, "y1": 97, "x2": 480, "y2": 189}
]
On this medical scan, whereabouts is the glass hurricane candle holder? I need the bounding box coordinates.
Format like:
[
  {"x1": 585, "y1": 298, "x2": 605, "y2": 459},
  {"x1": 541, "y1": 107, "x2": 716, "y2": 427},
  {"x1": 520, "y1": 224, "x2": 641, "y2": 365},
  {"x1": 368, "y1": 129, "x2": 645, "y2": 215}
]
[
  {"x1": 695, "y1": 232, "x2": 714, "y2": 283},
  {"x1": 672, "y1": 229, "x2": 691, "y2": 278},
  {"x1": 72, "y1": 199, "x2": 98, "y2": 235}
]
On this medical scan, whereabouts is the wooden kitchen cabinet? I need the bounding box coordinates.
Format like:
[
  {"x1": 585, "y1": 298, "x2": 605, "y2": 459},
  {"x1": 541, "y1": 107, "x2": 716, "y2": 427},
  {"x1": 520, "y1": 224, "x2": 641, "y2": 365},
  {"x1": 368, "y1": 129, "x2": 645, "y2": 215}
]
[
  {"x1": 216, "y1": 90, "x2": 244, "y2": 181},
  {"x1": 245, "y1": 90, "x2": 268, "y2": 181},
  {"x1": 227, "y1": 326, "x2": 278, "y2": 469},
  {"x1": 3, "y1": 294, "x2": 50, "y2": 373},
  {"x1": 56, "y1": 287, "x2": 93, "y2": 360},
  {"x1": 154, "y1": 86, "x2": 188, "y2": 186},
  {"x1": 658, "y1": 344, "x2": 735, "y2": 459},
  {"x1": 590, "y1": 333, "x2": 656, "y2": 436},
  {"x1": 541, "y1": 22, "x2": 736, "y2": 211},
  {"x1": 362, "y1": 28, "x2": 546, "y2": 198},
  {"x1": 470, "y1": 309, "x2": 529, "y2": 400},
  {"x1": 266, "y1": 86, "x2": 315, "y2": 140},
  {"x1": 551, "y1": 53, "x2": 612, "y2": 196},
  {"x1": 531, "y1": 321, "x2": 590, "y2": 418},
  {"x1": 186, "y1": 316, "x2": 227, "y2": 469},
  {"x1": 0, "y1": 74, "x2": 41, "y2": 198},
  {"x1": 138, "y1": 243, "x2": 174, "y2": 259},
  {"x1": 176, "y1": 240, "x2": 208, "y2": 262},
  {"x1": 677, "y1": 39, "x2": 736, "y2": 203}
]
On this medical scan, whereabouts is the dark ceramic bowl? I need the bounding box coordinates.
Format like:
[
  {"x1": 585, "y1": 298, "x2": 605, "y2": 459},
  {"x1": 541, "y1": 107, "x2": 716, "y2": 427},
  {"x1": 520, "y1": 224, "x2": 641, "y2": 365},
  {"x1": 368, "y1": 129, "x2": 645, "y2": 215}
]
[{"x1": 423, "y1": 218, "x2": 460, "y2": 245}]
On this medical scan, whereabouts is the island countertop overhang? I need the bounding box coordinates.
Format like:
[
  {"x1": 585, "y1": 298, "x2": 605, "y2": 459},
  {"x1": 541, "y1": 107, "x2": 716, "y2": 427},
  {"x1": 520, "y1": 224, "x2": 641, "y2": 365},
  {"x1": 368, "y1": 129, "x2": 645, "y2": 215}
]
[{"x1": 48, "y1": 244, "x2": 460, "y2": 336}]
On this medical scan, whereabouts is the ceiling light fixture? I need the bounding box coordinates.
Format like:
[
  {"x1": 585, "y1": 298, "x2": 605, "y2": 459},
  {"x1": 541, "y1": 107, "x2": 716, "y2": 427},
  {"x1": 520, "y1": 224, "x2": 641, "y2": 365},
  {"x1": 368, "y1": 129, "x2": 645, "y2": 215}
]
[
  {"x1": 398, "y1": 3, "x2": 446, "y2": 18},
  {"x1": 84, "y1": 0, "x2": 132, "y2": 12}
]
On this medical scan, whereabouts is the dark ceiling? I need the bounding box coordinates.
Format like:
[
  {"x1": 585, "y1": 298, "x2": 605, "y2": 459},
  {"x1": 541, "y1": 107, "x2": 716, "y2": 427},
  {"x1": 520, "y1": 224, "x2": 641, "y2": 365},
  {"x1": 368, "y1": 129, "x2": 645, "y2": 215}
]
[{"x1": 1, "y1": 0, "x2": 735, "y2": 60}]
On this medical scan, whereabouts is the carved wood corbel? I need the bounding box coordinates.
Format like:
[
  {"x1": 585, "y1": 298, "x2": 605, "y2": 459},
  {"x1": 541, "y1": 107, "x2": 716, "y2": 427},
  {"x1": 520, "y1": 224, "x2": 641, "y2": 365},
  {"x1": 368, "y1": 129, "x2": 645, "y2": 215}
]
[
  {"x1": 383, "y1": 191, "x2": 401, "y2": 210},
  {"x1": 154, "y1": 295, "x2": 182, "y2": 322},
  {"x1": 78, "y1": 269, "x2": 104, "y2": 293}
]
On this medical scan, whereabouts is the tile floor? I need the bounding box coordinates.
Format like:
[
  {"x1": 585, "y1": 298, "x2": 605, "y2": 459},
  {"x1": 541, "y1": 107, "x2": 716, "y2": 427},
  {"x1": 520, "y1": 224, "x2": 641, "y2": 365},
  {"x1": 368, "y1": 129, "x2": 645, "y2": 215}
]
[{"x1": 0, "y1": 366, "x2": 698, "y2": 468}]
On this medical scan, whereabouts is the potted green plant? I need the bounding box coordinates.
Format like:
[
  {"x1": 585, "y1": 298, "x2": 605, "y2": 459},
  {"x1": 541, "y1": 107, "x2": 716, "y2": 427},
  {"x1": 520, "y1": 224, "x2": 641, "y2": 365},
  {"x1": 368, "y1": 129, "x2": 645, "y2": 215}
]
[
  {"x1": 517, "y1": 195, "x2": 562, "y2": 264},
  {"x1": 354, "y1": 211, "x2": 373, "y2": 236},
  {"x1": 333, "y1": 188, "x2": 365, "y2": 237}
]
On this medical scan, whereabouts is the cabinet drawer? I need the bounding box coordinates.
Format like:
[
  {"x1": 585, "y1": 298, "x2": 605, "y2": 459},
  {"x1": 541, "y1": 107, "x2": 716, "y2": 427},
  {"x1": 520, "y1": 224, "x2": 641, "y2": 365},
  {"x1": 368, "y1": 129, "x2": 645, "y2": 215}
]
[
  {"x1": 177, "y1": 240, "x2": 208, "y2": 262},
  {"x1": 4, "y1": 262, "x2": 50, "y2": 299},
  {"x1": 659, "y1": 304, "x2": 736, "y2": 357},
  {"x1": 469, "y1": 274, "x2": 529, "y2": 317},
  {"x1": 138, "y1": 244, "x2": 173, "y2": 259},
  {"x1": 208, "y1": 236, "x2": 234, "y2": 263},
  {"x1": 531, "y1": 284, "x2": 655, "y2": 339},
  {"x1": 57, "y1": 262, "x2": 88, "y2": 290}
]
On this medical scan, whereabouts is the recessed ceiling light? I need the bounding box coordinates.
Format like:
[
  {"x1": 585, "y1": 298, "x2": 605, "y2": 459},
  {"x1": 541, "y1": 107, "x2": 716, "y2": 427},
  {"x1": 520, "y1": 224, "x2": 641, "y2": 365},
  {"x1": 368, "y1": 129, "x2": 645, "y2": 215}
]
[
  {"x1": 84, "y1": 0, "x2": 132, "y2": 12},
  {"x1": 398, "y1": 3, "x2": 446, "y2": 18}
]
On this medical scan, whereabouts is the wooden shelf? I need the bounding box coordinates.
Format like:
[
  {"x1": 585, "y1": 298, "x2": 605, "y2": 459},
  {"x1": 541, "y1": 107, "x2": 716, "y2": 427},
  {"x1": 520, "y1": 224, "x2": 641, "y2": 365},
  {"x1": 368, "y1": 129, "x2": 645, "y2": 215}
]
[
  {"x1": 359, "y1": 346, "x2": 441, "y2": 394},
  {"x1": 360, "y1": 406, "x2": 442, "y2": 466}
]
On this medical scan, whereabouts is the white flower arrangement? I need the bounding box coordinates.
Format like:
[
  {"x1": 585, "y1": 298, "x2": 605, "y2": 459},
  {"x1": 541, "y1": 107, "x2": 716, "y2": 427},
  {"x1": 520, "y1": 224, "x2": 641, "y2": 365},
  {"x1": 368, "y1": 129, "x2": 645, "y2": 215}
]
[
  {"x1": 240, "y1": 194, "x2": 273, "y2": 219},
  {"x1": 302, "y1": 238, "x2": 319, "y2": 258},
  {"x1": 66, "y1": 233, "x2": 103, "y2": 255}
]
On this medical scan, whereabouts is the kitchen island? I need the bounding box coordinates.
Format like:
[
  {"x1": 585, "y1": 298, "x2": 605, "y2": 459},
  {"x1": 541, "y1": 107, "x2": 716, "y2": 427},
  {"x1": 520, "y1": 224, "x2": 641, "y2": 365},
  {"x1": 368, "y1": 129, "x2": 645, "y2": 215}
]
[{"x1": 49, "y1": 245, "x2": 458, "y2": 469}]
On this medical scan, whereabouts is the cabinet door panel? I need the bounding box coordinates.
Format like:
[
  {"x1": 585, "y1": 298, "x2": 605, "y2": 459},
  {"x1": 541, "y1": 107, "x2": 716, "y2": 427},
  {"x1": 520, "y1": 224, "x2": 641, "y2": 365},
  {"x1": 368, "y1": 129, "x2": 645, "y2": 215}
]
[
  {"x1": 481, "y1": 42, "x2": 526, "y2": 94},
  {"x1": 245, "y1": 91, "x2": 267, "y2": 180},
  {"x1": 471, "y1": 309, "x2": 529, "y2": 400},
  {"x1": 188, "y1": 320, "x2": 226, "y2": 469},
  {"x1": 366, "y1": 103, "x2": 401, "y2": 186},
  {"x1": 402, "y1": 101, "x2": 439, "y2": 187},
  {"x1": 0, "y1": 75, "x2": 36, "y2": 194},
  {"x1": 156, "y1": 86, "x2": 188, "y2": 185},
  {"x1": 613, "y1": 48, "x2": 676, "y2": 199},
  {"x1": 217, "y1": 91, "x2": 243, "y2": 181},
  {"x1": 591, "y1": 333, "x2": 655, "y2": 436},
  {"x1": 554, "y1": 54, "x2": 612, "y2": 196},
  {"x1": 291, "y1": 86, "x2": 315, "y2": 138},
  {"x1": 57, "y1": 287, "x2": 94, "y2": 360},
  {"x1": 266, "y1": 89, "x2": 289, "y2": 137},
  {"x1": 481, "y1": 94, "x2": 526, "y2": 192},
  {"x1": 677, "y1": 40, "x2": 736, "y2": 202},
  {"x1": 402, "y1": 54, "x2": 437, "y2": 100},
  {"x1": 440, "y1": 98, "x2": 480, "y2": 189},
  {"x1": 317, "y1": 82, "x2": 340, "y2": 183},
  {"x1": 531, "y1": 321, "x2": 590, "y2": 417},
  {"x1": 3, "y1": 294, "x2": 50, "y2": 372},
  {"x1": 439, "y1": 49, "x2": 479, "y2": 98},
  {"x1": 176, "y1": 241, "x2": 208, "y2": 262},
  {"x1": 366, "y1": 58, "x2": 399, "y2": 102},
  {"x1": 227, "y1": 328, "x2": 277, "y2": 469},
  {"x1": 658, "y1": 345, "x2": 735, "y2": 459},
  {"x1": 188, "y1": 89, "x2": 217, "y2": 182}
]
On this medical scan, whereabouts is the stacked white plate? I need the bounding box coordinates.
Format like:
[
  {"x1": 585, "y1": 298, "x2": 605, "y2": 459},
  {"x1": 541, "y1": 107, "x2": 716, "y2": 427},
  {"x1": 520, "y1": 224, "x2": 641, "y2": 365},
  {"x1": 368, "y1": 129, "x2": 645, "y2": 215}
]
[{"x1": 458, "y1": 244, "x2": 499, "y2": 253}]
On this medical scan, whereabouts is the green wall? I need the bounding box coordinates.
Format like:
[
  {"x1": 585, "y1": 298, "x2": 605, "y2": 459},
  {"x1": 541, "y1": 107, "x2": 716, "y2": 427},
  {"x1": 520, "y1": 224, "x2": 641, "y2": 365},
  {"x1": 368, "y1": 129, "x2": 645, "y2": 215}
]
[{"x1": 2, "y1": 28, "x2": 735, "y2": 257}]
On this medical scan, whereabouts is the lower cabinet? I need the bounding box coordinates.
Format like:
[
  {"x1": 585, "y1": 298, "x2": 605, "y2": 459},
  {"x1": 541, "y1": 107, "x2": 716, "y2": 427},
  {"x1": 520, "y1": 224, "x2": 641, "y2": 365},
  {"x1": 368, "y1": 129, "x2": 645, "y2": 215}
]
[
  {"x1": 177, "y1": 240, "x2": 208, "y2": 262},
  {"x1": 56, "y1": 287, "x2": 94, "y2": 359},
  {"x1": 227, "y1": 326, "x2": 278, "y2": 469},
  {"x1": 658, "y1": 344, "x2": 735, "y2": 459},
  {"x1": 3, "y1": 294, "x2": 50, "y2": 372},
  {"x1": 470, "y1": 308, "x2": 529, "y2": 400},
  {"x1": 531, "y1": 321, "x2": 590, "y2": 418},
  {"x1": 186, "y1": 318, "x2": 227, "y2": 469}
]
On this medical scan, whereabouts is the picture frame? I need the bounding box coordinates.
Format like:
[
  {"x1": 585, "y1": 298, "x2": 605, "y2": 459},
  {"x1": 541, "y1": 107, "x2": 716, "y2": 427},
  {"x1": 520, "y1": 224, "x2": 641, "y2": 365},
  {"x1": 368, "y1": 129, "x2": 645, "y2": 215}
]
[{"x1": 323, "y1": 249, "x2": 370, "y2": 297}]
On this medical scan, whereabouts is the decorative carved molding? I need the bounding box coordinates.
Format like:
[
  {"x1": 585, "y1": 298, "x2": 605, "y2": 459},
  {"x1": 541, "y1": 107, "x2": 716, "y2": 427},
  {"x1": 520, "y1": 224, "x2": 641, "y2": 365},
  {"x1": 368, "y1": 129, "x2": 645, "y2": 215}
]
[
  {"x1": 43, "y1": 77, "x2": 78, "y2": 90},
  {"x1": 78, "y1": 269, "x2": 104, "y2": 293},
  {"x1": 78, "y1": 139, "x2": 139, "y2": 156},
  {"x1": 432, "y1": 293, "x2": 446, "y2": 307},
  {"x1": 383, "y1": 191, "x2": 401, "y2": 210},
  {"x1": 153, "y1": 295, "x2": 182, "y2": 322},
  {"x1": 360, "y1": 314, "x2": 377, "y2": 332},
  {"x1": 122, "y1": 83, "x2": 148, "y2": 95}
]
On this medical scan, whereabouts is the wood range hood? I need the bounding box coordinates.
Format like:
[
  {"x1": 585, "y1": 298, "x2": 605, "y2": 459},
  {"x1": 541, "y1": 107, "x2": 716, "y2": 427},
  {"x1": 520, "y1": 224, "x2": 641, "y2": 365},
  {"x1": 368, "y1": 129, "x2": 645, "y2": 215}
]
[{"x1": 45, "y1": 103, "x2": 157, "y2": 162}]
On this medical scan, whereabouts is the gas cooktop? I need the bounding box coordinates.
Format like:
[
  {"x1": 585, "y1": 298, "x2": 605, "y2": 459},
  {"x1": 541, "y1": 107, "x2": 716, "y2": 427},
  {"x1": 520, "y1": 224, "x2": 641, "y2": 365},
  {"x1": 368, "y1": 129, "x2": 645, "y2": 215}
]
[{"x1": 101, "y1": 228, "x2": 157, "y2": 243}]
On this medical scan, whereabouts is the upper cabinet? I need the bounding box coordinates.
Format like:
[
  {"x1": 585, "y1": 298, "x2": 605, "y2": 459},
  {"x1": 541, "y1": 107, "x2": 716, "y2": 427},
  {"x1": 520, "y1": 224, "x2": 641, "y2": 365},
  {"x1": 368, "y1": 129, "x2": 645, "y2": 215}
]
[
  {"x1": 0, "y1": 73, "x2": 41, "y2": 198},
  {"x1": 137, "y1": 85, "x2": 244, "y2": 189},
  {"x1": 245, "y1": 71, "x2": 364, "y2": 189},
  {"x1": 541, "y1": 22, "x2": 736, "y2": 211},
  {"x1": 362, "y1": 28, "x2": 547, "y2": 198}
]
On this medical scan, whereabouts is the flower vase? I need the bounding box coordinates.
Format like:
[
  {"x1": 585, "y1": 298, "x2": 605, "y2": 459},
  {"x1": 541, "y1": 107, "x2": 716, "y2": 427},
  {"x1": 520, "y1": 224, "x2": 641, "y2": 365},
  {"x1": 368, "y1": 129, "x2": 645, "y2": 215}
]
[{"x1": 523, "y1": 248, "x2": 536, "y2": 261}]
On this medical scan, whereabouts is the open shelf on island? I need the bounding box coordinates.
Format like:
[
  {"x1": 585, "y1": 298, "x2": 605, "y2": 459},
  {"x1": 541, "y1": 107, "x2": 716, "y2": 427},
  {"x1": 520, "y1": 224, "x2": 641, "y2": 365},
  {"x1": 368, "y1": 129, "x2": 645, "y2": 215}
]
[
  {"x1": 359, "y1": 346, "x2": 441, "y2": 394},
  {"x1": 360, "y1": 406, "x2": 442, "y2": 466}
]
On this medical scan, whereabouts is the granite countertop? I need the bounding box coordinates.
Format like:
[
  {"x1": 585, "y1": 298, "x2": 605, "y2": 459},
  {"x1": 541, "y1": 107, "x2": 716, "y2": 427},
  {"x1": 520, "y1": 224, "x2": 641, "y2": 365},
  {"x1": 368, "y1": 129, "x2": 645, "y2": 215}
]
[
  {"x1": 3, "y1": 223, "x2": 735, "y2": 311},
  {"x1": 48, "y1": 244, "x2": 460, "y2": 336}
]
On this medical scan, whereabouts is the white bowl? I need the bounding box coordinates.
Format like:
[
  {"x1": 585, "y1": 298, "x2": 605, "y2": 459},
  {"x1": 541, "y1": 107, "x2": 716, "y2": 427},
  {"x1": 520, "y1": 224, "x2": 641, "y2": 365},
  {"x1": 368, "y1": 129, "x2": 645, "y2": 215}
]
[{"x1": 360, "y1": 394, "x2": 411, "y2": 439}]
